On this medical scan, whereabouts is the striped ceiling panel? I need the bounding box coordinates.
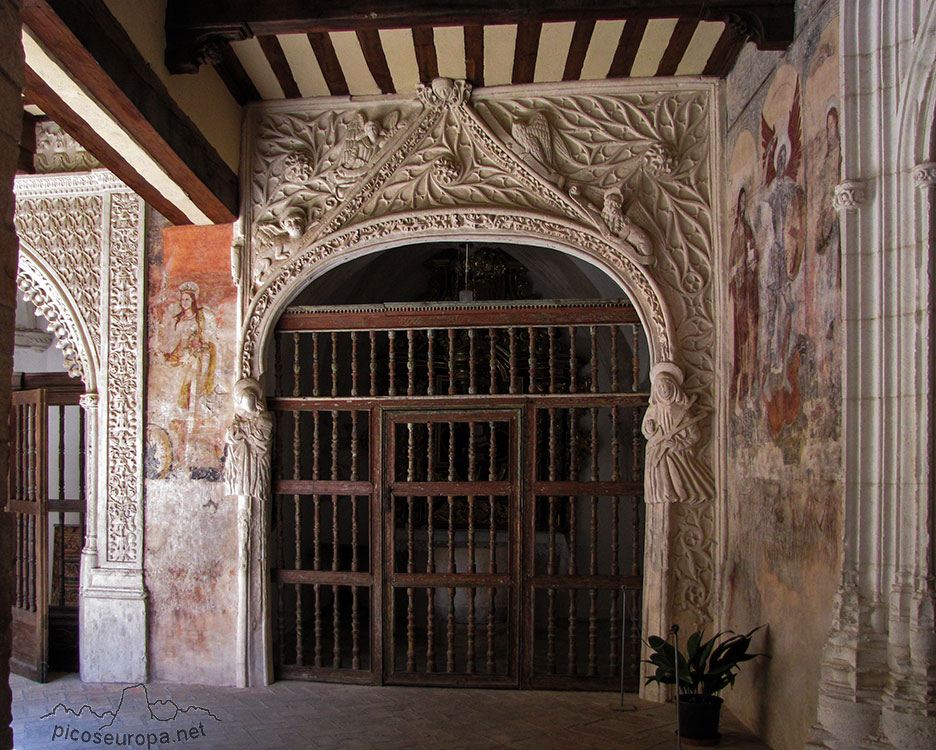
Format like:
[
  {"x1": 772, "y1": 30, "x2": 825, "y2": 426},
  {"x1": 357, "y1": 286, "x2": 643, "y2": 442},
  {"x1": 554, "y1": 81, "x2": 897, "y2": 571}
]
[{"x1": 224, "y1": 19, "x2": 735, "y2": 102}]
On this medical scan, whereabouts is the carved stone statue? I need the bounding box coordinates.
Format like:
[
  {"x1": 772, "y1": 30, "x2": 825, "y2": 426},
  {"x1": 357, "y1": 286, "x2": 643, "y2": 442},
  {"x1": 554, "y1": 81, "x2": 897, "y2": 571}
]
[
  {"x1": 569, "y1": 186, "x2": 655, "y2": 264},
  {"x1": 224, "y1": 377, "x2": 274, "y2": 686},
  {"x1": 225, "y1": 378, "x2": 273, "y2": 498},
  {"x1": 642, "y1": 362, "x2": 714, "y2": 505}
]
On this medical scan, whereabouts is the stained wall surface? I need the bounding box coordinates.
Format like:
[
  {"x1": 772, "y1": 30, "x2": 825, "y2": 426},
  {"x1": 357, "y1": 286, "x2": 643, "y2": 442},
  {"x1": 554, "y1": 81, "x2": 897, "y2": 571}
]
[
  {"x1": 721, "y1": 2, "x2": 842, "y2": 748},
  {"x1": 144, "y1": 219, "x2": 238, "y2": 684}
]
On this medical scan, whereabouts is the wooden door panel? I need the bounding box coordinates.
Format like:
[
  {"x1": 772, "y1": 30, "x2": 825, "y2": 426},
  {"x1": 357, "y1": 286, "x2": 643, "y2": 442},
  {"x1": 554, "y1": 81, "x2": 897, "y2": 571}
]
[{"x1": 8, "y1": 389, "x2": 49, "y2": 682}]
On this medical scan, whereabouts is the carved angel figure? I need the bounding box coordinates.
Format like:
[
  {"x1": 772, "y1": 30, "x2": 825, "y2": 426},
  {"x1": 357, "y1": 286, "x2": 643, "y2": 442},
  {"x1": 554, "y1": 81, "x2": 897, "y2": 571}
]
[
  {"x1": 642, "y1": 363, "x2": 715, "y2": 505},
  {"x1": 224, "y1": 378, "x2": 273, "y2": 499}
]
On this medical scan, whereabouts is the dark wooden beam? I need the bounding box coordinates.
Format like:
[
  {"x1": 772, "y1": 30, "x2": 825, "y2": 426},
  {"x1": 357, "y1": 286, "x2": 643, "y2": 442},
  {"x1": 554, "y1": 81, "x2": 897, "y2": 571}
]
[
  {"x1": 215, "y1": 40, "x2": 261, "y2": 105},
  {"x1": 562, "y1": 20, "x2": 595, "y2": 81},
  {"x1": 411, "y1": 26, "x2": 438, "y2": 84},
  {"x1": 307, "y1": 31, "x2": 349, "y2": 96},
  {"x1": 703, "y1": 23, "x2": 747, "y2": 77},
  {"x1": 464, "y1": 25, "x2": 484, "y2": 87},
  {"x1": 165, "y1": 0, "x2": 795, "y2": 73},
  {"x1": 23, "y1": 0, "x2": 238, "y2": 223},
  {"x1": 356, "y1": 29, "x2": 396, "y2": 94},
  {"x1": 17, "y1": 112, "x2": 37, "y2": 174},
  {"x1": 258, "y1": 35, "x2": 302, "y2": 98},
  {"x1": 607, "y1": 18, "x2": 648, "y2": 79},
  {"x1": 512, "y1": 22, "x2": 541, "y2": 85},
  {"x1": 655, "y1": 17, "x2": 698, "y2": 76},
  {"x1": 24, "y1": 67, "x2": 191, "y2": 225}
]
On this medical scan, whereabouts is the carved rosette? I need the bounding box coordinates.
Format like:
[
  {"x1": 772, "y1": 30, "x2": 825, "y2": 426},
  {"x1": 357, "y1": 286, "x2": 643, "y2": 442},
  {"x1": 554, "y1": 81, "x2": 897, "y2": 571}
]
[
  {"x1": 241, "y1": 79, "x2": 720, "y2": 626},
  {"x1": 105, "y1": 192, "x2": 144, "y2": 564}
]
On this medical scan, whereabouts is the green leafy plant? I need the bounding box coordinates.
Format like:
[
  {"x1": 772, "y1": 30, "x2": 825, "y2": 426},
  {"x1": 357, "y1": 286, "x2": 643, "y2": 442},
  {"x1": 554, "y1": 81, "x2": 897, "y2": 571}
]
[{"x1": 644, "y1": 626, "x2": 763, "y2": 698}]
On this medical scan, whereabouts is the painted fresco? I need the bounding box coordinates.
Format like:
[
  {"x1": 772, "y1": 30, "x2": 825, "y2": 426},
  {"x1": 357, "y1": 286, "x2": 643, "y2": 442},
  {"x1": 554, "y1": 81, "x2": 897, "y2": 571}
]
[
  {"x1": 723, "y1": 10, "x2": 842, "y2": 750},
  {"x1": 144, "y1": 217, "x2": 239, "y2": 684}
]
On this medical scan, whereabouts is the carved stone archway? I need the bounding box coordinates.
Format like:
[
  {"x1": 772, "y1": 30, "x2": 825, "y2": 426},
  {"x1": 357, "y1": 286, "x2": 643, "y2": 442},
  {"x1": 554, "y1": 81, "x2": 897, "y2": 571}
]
[
  {"x1": 13, "y1": 170, "x2": 148, "y2": 683},
  {"x1": 235, "y1": 78, "x2": 724, "y2": 690}
]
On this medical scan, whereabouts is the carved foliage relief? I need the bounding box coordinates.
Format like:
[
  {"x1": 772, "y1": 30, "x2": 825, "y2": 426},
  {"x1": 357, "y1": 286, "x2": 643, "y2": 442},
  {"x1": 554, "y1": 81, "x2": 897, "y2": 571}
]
[
  {"x1": 242, "y1": 80, "x2": 720, "y2": 623},
  {"x1": 106, "y1": 192, "x2": 144, "y2": 563},
  {"x1": 14, "y1": 192, "x2": 103, "y2": 352}
]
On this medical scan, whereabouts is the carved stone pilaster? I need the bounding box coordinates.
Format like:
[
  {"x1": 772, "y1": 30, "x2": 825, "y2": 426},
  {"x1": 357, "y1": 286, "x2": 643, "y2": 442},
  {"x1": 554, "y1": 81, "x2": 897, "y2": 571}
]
[{"x1": 224, "y1": 378, "x2": 274, "y2": 687}]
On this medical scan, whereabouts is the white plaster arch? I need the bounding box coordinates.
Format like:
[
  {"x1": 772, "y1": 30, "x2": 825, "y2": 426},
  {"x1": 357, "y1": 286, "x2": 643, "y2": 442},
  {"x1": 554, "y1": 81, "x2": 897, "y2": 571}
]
[
  {"x1": 15, "y1": 239, "x2": 100, "y2": 390},
  {"x1": 242, "y1": 209, "x2": 678, "y2": 382}
]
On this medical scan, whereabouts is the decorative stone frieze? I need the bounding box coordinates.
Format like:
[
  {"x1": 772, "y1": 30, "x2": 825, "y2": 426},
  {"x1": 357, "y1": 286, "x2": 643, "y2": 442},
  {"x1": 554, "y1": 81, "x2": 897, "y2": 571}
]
[{"x1": 34, "y1": 120, "x2": 101, "y2": 173}]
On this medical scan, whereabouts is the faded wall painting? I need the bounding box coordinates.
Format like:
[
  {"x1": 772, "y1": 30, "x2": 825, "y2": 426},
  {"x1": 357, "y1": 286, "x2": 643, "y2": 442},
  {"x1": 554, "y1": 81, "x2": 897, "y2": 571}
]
[
  {"x1": 145, "y1": 218, "x2": 239, "y2": 684},
  {"x1": 723, "y1": 10, "x2": 842, "y2": 750}
]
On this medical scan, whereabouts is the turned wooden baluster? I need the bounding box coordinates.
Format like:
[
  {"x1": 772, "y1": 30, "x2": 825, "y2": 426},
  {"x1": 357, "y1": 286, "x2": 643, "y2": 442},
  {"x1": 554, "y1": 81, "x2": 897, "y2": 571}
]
[
  {"x1": 588, "y1": 326, "x2": 599, "y2": 677},
  {"x1": 446, "y1": 421, "x2": 456, "y2": 673},
  {"x1": 609, "y1": 327, "x2": 621, "y2": 675},
  {"x1": 487, "y1": 420, "x2": 498, "y2": 674},
  {"x1": 406, "y1": 421, "x2": 416, "y2": 672},
  {"x1": 426, "y1": 420, "x2": 435, "y2": 673},
  {"x1": 467, "y1": 420, "x2": 477, "y2": 674}
]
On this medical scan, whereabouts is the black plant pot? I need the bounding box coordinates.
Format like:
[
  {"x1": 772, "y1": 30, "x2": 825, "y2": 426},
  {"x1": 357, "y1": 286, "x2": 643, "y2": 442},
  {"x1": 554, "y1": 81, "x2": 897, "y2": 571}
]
[{"x1": 677, "y1": 694, "x2": 723, "y2": 745}]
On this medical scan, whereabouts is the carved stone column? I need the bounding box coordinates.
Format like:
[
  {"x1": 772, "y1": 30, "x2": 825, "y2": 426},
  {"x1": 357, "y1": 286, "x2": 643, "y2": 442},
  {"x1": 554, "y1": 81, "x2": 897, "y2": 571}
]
[
  {"x1": 808, "y1": 2, "x2": 936, "y2": 746},
  {"x1": 224, "y1": 378, "x2": 274, "y2": 687}
]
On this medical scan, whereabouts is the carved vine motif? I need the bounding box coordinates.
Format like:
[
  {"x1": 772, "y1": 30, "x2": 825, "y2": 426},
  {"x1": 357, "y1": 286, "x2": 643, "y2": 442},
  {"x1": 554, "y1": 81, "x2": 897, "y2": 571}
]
[
  {"x1": 249, "y1": 105, "x2": 416, "y2": 287},
  {"x1": 106, "y1": 192, "x2": 143, "y2": 564},
  {"x1": 14, "y1": 194, "x2": 103, "y2": 350}
]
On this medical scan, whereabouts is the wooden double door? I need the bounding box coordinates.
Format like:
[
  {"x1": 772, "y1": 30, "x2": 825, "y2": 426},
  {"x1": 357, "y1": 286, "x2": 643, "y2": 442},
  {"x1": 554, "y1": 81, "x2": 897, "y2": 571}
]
[{"x1": 269, "y1": 300, "x2": 648, "y2": 690}]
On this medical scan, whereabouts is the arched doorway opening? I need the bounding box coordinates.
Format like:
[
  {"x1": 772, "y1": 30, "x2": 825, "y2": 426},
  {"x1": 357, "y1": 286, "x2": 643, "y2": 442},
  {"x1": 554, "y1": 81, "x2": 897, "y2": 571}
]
[{"x1": 264, "y1": 240, "x2": 651, "y2": 689}]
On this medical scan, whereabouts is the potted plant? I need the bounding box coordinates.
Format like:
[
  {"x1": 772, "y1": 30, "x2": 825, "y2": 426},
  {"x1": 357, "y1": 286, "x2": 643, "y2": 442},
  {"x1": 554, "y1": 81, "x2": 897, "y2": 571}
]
[{"x1": 644, "y1": 626, "x2": 763, "y2": 745}]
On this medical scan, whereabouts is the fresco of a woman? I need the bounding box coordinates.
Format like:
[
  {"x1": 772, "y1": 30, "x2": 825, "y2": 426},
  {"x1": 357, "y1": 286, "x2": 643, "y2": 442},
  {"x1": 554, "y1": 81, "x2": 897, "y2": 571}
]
[{"x1": 164, "y1": 281, "x2": 217, "y2": 411}]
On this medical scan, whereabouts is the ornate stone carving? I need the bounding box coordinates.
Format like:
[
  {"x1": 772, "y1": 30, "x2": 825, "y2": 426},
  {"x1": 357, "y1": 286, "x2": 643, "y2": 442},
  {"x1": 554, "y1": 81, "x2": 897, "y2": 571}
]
[
  {"x1": 642, "y1": 362, "x2": 715, "y2": 505},
  {"x1": 832, "y1": 179, "x2": 867, "y2": 210},
  {"x1": 105, "y1": 192, "x2": 144, "y2": 564},
  {"x1": 14, "y1": 193, "x2": 102, "y2": 350},
  {"x1": 912, "y1": 162, "x2": 936, "y2": 189},
  {"x1": 34, "y1": 120, "x2": 101, "y2": 173},
  {"x1": 241, "y1": 78, "x2": 720, "y2": 640},
  {"x1": 15, "y1": 262, "x2": 87, "y2": 380},
  {"x1": 224, "y1": 378, "x2": 274, "y2": 686},
  {"x1": 224, "y1": 378, "x2": 273, "y2": 498}
]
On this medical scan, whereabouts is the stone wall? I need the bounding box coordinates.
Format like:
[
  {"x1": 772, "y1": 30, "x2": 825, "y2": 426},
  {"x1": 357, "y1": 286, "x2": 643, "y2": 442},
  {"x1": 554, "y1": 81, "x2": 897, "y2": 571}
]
[
  {"x1": 144, "y1": 219, "x2": 239, "y2": 684},
  {"x1": 721, "y1": 2, "x2": 842, "y2": 748},
  {"x1": 0, "y1": 0, "x2": 22, "y2": 747}
]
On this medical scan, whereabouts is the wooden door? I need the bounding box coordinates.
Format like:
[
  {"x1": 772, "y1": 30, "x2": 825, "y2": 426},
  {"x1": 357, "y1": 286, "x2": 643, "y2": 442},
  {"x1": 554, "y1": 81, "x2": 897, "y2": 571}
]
[
  {"x1": 383, "y1": 409, "x2": 521, "y2": 686},
  {"x1": 8, "y1": 389, "x2": 49, "y2": 682}
]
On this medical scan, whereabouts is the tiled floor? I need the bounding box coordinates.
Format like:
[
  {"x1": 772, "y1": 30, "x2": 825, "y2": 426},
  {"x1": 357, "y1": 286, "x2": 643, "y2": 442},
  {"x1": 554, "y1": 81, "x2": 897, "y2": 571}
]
[{"x1": 12, "y1": 672, "x2": 769, "y2": 749}]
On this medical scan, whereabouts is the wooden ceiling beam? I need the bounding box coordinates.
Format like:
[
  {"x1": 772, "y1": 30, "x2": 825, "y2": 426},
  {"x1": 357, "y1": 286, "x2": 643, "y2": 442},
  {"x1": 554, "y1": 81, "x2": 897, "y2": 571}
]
[
  {"x1": 24, "y1": 66, "x2": 192, "y2": 225},
  {"x1": 166, "y1": 0, "x2": 795, "y2": 74},
  {"x1": 23, "y1": 0, "x2": 238, "y2": 224}
]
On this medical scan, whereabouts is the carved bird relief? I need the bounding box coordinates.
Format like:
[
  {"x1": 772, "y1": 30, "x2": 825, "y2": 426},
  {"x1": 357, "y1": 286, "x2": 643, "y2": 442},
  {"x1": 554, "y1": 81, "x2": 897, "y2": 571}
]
[{"x1": 511, "y1": 112, "x2": 570, "y2": 185}]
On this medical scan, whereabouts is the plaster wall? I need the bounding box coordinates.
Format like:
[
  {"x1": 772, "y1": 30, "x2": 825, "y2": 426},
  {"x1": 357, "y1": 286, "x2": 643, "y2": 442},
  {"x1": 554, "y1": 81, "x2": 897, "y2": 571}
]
[
  {"x1": 103, "y1": 0, "x2": 241, "y2": 172},
  {"x1": 144, "y1": 220, "x2": 239, "y2": 684},
  {"x1": 721, "y1": 2, "x2": 842, "y2": 748}
]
